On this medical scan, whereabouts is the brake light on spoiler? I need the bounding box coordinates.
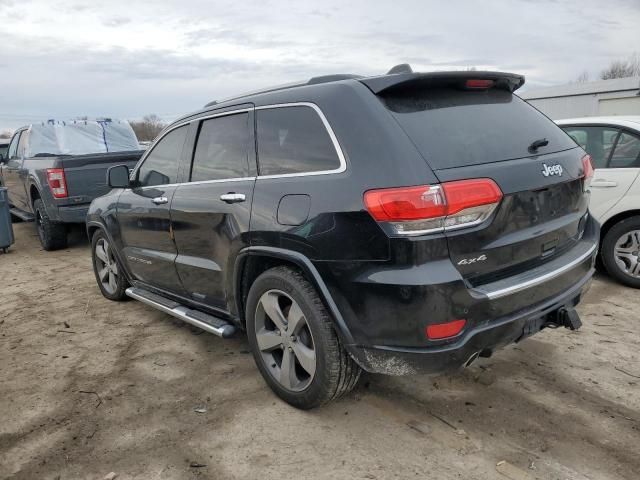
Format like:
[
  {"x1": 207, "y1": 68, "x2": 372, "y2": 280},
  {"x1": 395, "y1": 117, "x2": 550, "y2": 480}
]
[
  {"x1": 364, "y1": 178, "x2": 503, "y2": 235},
  {"x1": 46, "y1": 168, "x2": 68, "y2": 198}
]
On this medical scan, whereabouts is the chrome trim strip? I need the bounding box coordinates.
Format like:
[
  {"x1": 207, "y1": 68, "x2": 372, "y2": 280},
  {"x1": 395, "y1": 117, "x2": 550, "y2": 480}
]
[
  {"x1": 130, "y1": 102, "x2": 347, "y2": 186},
  {"x1": 480, "y1": 243, "x2": 597, "y2": 300},
  {"x1": 130, "y1": 107, "x2": 253, "y2": 181},
  {"x1": 126, "y1": 287, "x2": 235, "y2": 338},
  {"x1": 254, "y1": 102, "x2": 347, "y2": 179}
]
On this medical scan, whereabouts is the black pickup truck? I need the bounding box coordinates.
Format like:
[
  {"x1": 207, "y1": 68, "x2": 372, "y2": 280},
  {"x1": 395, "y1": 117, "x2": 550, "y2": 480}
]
[{"x1": 0, "y1": 120, "x2": 144, "y2": 250}]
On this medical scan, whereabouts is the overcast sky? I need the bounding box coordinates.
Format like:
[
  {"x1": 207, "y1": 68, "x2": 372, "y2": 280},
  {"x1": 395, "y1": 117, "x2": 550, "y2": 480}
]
[{"x1": 1, "y1": 0, "x2": 638, "y2": 132}]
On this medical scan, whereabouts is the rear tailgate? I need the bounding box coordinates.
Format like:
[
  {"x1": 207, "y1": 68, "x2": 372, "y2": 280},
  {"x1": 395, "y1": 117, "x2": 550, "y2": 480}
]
[
  {"x1": 374, "y1": 74, "x2": 591, "y2": 283},
  {"x1": 60, "y1": 151, "x2": 143, "y2": 201}
]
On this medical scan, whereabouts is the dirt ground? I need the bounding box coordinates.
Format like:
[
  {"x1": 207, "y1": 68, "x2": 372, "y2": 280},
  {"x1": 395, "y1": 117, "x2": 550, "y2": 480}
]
[{"x1": 1, "y1": 221, "x2": 639, "y2": 480}]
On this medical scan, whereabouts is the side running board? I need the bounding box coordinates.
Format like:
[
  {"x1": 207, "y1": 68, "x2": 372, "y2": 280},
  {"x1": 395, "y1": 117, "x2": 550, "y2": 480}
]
[
  {"x1": 10, "y1": 208, "x2": 35, "y2": 222},
  {"x1": 125, "y1": 287, "x2": 236, "y2": 338}
]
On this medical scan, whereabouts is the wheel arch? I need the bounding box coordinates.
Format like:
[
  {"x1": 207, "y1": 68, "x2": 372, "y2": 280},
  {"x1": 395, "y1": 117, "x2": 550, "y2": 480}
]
[
  {"x1": 233, "y1": 247, "x2": 355, "y2": 345},
  {"x1": 600, "y1": 210, "x2": 640, "y2": 246},
  {"x1": 87, "y1": 220, "x2": 133, "y2": 283}
]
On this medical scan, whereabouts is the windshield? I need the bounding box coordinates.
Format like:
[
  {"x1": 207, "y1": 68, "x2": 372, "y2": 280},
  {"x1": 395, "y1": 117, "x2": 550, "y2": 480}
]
[{"x1": 380, "y1": 88, "x2": 577, "y2": 170}]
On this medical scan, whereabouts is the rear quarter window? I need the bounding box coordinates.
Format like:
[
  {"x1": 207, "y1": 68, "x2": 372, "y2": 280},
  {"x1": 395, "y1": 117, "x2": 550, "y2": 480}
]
[
  {"x1": 256, "y1": 106, "x2": 342, "y2": 176},
  {"x1": 380, "y1": 88, "x2": 576, "y2": 170}
]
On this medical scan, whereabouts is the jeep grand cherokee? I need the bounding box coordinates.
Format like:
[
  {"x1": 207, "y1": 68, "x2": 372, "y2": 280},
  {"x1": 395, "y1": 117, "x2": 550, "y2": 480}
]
[{"x1": 87, "y1": 66, "x2": 598, "y2": 409}]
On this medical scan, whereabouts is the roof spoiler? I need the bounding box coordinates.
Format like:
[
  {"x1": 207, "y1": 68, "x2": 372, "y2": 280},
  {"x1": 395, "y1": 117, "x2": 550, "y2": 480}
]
[{"x1": 360, "y1": 70, "x2": 525, "y2": 95}]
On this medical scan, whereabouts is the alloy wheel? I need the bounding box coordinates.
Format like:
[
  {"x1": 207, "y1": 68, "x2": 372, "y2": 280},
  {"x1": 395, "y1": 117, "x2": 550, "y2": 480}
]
[
  {"x1": 254, "y1": 289, "x2": 316, "y2": 392},
  {"x1": 614, "y1": 230, "x2": 640, "y2": 278},
  {"x1": 94, "y1": 238, "x2": 119, "y2": 294}
]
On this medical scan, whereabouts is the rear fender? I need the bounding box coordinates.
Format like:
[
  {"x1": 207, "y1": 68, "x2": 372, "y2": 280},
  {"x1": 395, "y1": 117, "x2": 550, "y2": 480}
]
[{"x1": 234, "y1": 246, "x2": 355, "y2": 346}]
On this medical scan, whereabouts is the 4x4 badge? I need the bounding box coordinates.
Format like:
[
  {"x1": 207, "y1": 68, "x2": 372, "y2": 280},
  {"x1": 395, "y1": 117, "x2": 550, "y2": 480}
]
[{"x1": 542, "y1": 163, "x2": 563, "y2": 177}]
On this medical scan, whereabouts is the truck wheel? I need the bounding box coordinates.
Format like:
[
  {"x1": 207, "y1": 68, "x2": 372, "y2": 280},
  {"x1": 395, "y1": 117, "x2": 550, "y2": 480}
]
[
  {"x1": 91, "y1": 230, "x2": 129, "y2": 301},
  {"x1": 601, "y1": 216, "x2": 640, "y2": 289},
  {"x1": 33, "y1": 198, "x2": 67, "y2": 251},
  {"x1": 246, "y1": 266, "x2": 361, "y2": 409}
]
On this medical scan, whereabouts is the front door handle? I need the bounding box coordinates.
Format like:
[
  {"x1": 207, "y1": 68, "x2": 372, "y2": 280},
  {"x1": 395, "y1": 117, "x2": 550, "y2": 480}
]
[
  {"x1": 152, "y1": 196, "x2": 169, "y2": 205},
  {"x1": 592, "y1": 179, "x2": 618, "y2": 188},
  {"x1": 220, "y1": 193, "x2": 246, "y2": 204}
]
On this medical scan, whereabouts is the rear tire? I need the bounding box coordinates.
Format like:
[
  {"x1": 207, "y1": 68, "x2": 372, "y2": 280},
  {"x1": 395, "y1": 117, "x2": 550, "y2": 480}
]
[
  {"x1": 246, "y1": 266, "x2": 361, "y2": 409},
  {"x1": 601, "y1": 216, "x2": 640, "y2": 289},
  {"x1": 34, "y1": 198, "x2": 67, "y2": 251},
  {"x1": 91, "y1": 229, "x2": 129, "y2": 301}
]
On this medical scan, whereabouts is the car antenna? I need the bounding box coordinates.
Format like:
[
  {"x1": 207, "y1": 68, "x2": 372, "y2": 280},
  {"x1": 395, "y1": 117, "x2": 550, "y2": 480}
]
[{"x1": 387, "y1": 64, "x2": 413, "y2": 74}]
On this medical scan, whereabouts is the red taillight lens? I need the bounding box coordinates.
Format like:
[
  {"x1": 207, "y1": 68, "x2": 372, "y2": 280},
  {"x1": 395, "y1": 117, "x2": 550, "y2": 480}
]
[
  {"x1": 465, "y1": 79, "x2": 494, "y2": 89},
  {"x1": 426, "y1": 319, "x2": 467, "y2": 340},
  {"x1": 46, "y1": 168, "x2": 68, "y2": 198},
  {"x1": 581, "y1": 154, "x2": 594, "y2": 192},
  {"x1": 364, "y1": 178, "x2": 502, "y2": 235},
  {"x1": 364, "y1": 185, "x2": 446, "y2": 221},
  {"x1": 581, "y1": 154, "x2": 594, "y2": 179},
  {"x1": 442, "y1": 179, "x2": 503, "y2": 215}
]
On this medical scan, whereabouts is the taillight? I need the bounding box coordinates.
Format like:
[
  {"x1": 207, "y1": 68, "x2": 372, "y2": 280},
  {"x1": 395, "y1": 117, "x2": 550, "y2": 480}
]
[
  {"x1": 364, "y1": 178, "x2": 502, "y2": 235},
  {"x1": 426, "y1": 319, "x2": 467, "y2": 340},
  {"x1": 46, "y1": 168, "x2": 68, "y2": 198},
  {"x1": 465, "y1": 79, "x2": 494, "y2": 89},
  {"x1": 581, "y1": 154, "x2": 594, "y2": 192}
]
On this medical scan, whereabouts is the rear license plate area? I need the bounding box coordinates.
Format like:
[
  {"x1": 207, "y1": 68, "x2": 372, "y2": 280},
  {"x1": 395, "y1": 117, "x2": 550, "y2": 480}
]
[{"x1": 521, "y1": 316, "x2": 545, "y2": 340}]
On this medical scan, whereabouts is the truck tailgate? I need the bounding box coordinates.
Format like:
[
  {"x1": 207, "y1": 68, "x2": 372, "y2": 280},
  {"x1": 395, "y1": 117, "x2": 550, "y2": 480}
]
[{"x1": 60, "y1": 151, "x2": 143, "y2": 201}]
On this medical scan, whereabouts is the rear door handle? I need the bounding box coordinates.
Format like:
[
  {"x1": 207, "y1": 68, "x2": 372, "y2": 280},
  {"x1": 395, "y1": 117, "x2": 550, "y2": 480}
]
[
  {"x1": 220, "y1": 193, "x2": 246, "y2": 204},
  {"x1": 592, "y1": 179, "x2": 618, "y2": 188},
  {"x1": 152, "y1": 196, "x2": 169, "y2": 205}
]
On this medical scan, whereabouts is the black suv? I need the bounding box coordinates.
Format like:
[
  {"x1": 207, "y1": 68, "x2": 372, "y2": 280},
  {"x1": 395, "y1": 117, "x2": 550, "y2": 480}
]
[{"x1": 87, "y1": 67, "x2": 598, "y2": 409}]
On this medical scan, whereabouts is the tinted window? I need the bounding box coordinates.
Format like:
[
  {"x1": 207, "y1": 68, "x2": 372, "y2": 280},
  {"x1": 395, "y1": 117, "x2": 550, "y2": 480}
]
[
  {"x1": 137, "y1": 126, "x2": 187, "y2": 187},
  {"x1": 8, "y1": 132, "x2": 21, "y2": 159},
  {"x1": 257, "y1": 106, "x2": 341, "y2": 176},
  {"x1": 381, "y1": 88, "x2": 576, "y2": 170},
  {"x1": 17, "y1": 131, "x2": 28, "y2": 158},
  {"x1": 610, "y1": 132, "x2": 640, "y2": 168},
  {"x1": 562, "y1": 126, "x2": 620, "y2": 168},
  {"x1": 191, "y1": 113, "x2": 249, "y2": 181}
]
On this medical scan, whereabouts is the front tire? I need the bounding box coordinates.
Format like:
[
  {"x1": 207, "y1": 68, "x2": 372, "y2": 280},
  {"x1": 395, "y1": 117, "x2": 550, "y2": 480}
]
[
  {"x1": 91, "y1": 230, "x2": 129, "y2": 300},
  {"x1": 601, "y1": 216, "x2": 640, "y2": 288},
  {"x1": 246, "y1": 266, "x2": 361, "y2": 409},
  {"x1": 33, "y1": 198, "x2": 67, "y2": 251}
]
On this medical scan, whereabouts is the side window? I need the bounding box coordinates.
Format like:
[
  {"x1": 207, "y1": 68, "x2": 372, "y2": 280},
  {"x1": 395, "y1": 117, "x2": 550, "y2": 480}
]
[
  {"x1": 190, "y1": 113, "x2": 249, "y2": 182},
  {"x1": 562, "y1": 126, "x2": 619, "y2": 169},
  {"x1": 137, "y1": 126, "x2": 187, "y2": 187},
  {"x1": 17, "y1": 131, "x2": 28, "y2": 158},
  {"x1": 256, "y1": 106, "x2": 341, "y2": 176},
  {"x1": 7, "y1": 132, "x2": 21, "y2": 160},
  {"x1": 609, "y1": 132, "x2": 640, "y2": 168}
]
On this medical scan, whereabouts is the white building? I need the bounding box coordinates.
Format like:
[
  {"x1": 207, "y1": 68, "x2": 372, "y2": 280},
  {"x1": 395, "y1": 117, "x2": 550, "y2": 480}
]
[{"x1": 520, "y1": 76, "x2": 640, "y2": 120}]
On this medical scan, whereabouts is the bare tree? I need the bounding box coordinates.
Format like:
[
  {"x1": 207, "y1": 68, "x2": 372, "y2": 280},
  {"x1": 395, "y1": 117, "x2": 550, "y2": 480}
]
[
  {"x1": 575, "y1": 70, "x2": 590, "y2": 83},
  {"x1": 0, "y1": 129, "x2": 13, "y2": 139},
  {"x1": 129, "y1": 114, "x2": 166, "y2": 142},
  {"x1": 600, "y1": 53, "x2": 640, "y2": 80}
]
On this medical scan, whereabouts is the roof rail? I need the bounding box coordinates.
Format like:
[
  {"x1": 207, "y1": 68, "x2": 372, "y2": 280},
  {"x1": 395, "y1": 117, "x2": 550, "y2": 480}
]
[{"x1": 204, "y1": 74, "x2": 362, "y2": 108}]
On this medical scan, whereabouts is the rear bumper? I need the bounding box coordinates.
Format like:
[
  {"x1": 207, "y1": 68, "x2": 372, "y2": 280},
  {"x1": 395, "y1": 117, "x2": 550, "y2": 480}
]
[
  {"x1": 347, "y1": 269, "x2": 593, "y2": 375},
  {"x1": 55, "y1": 204, "x2": 90, "y2": 223}
]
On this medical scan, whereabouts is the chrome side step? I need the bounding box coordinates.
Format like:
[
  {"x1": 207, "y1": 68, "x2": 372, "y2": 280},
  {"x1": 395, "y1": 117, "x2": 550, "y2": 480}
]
[{"x1": 125, "y1": 287, "x2": 236, "y2": 338}]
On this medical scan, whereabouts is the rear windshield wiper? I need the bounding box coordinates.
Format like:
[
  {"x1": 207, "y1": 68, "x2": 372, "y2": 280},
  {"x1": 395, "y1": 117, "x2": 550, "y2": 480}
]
[{"x1": 528, "y1": 138, "x2": 549, "y2": 153}]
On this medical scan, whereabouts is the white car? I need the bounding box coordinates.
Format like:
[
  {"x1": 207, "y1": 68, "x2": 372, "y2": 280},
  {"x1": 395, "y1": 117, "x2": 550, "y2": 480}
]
[{"x1": 557, "y1": 116, "x2": 640, "y2": 288}]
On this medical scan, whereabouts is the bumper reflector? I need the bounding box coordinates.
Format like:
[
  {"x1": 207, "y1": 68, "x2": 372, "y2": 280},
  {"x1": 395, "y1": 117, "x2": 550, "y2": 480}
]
[{"x1": 426, "y1": 319, "x2": 467, "y2": 340}]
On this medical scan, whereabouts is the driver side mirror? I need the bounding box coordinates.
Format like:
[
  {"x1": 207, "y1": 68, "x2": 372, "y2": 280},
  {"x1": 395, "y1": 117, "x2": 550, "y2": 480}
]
[
  {"x1": 107, "y1": 164, "x2": 131, "y2": 188},
  {"x1": 0, "y1": 153, "x2": 5, "y2": 164}
]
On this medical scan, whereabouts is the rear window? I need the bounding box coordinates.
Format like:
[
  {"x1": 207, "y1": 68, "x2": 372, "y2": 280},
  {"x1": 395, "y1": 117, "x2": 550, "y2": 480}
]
[
  {"x1": 256, "y1": 106, "x2": 341, "y2": 176},
  {"x1": 381, "y1": 88, "x2": 576, "y2": 170}
]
